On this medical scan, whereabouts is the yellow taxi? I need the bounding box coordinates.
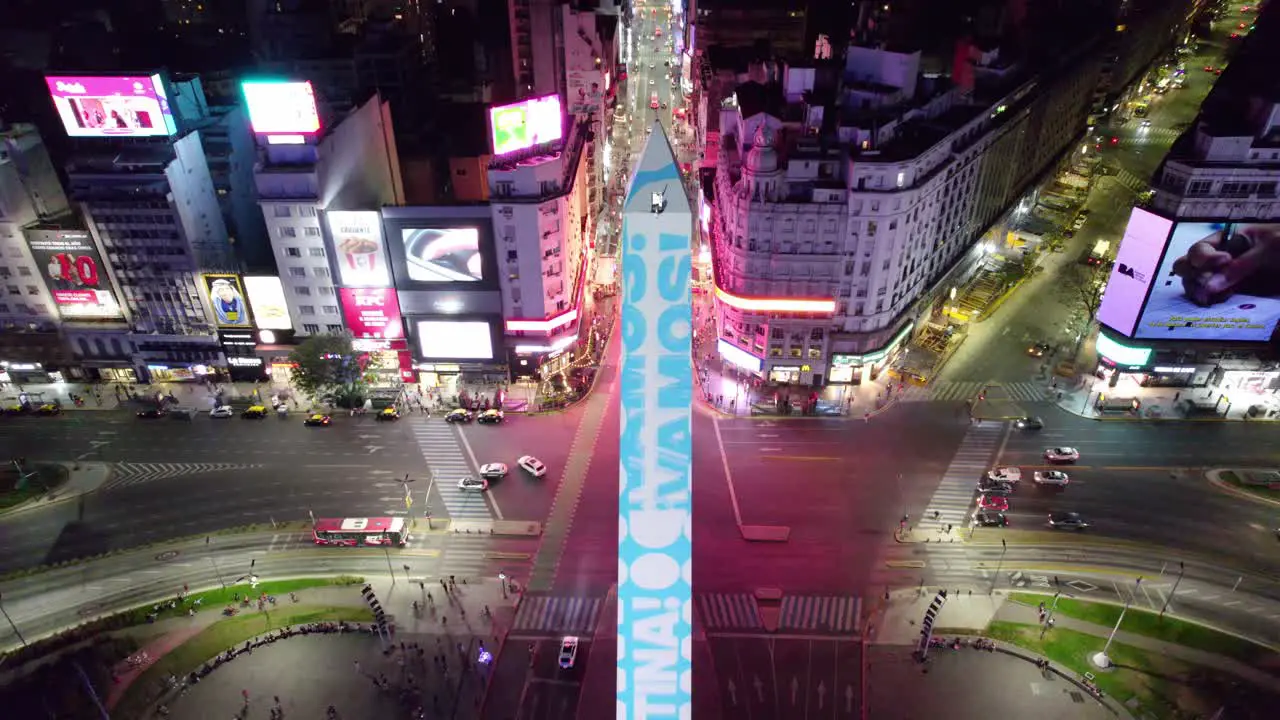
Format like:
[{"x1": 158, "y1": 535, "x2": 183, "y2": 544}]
[
  {"x1": 377, "y1": 407, "x2": 400, "y2": 421},
  {"x1": 242, "y1": 405, "x2": 268, "y2": 419},
  {"x1": 304, "y1": 413, "x2": 332, "y2": 427},
  {"x1": 36, "y1": 403, "x2": 61, "y2": 416}
]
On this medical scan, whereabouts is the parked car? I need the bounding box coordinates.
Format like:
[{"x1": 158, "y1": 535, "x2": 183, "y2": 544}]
[
  {"x1": 303, "y1": 414, "x2": 332, "y2": 427},
  {"x1": 377, "y1": 407, "x2": 400, "y2": 421},
  {"x1": 446, "y1": 409, "x2": 473, "y2": 424},
  {"x1": 136, "y1": 408, "x2": 166, "y2": 419},
  {"x1": 210, "y1": 405, "x2": 234, "y2": 418},
  {"x1": 242, "y1": 405, "x2": 268, "y2": 419},
  {"x1": 35, "y1": 403, "x2": 61, "y2": 416},
  {"x1": 478, "y1": 409, "x2": 504, "y2": 424}
]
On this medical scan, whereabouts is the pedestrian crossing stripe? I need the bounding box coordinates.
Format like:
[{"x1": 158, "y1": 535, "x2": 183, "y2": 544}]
[
  {"x1": 898, "y1": 381, "x2": 1048, "y2": 403},
  {"x1": 696, "y1": 593, "x2": 764, "y2": 630},
  {"x1": 408, "y1": 419, "x2": 494, "y2": 522},
  {"x1": 920, "y1": 423, "x2": 1007, "y2": 528},
  {"x1": 512, "y1": 595, "x2": 602, "y2": 634},
  {"x1": 101, "y1": 463, "x2": 265, "y2": 491},
  {"x1": 779, "y1": 596, "x2": 861, "y2": 634}
]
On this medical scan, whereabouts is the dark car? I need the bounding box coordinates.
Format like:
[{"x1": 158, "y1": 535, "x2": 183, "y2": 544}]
[
  {"x1": 1026, "y1": 342, "x2": 1052, "y2": 358},
  {"x1": 477, "y1": 409, "x2": 504, "y2": 425},
  {"x1": 974, "y1": 510, "x2": 1009, "y2": 527},
  {"x1": 1048, "y1": 512, "x2": 1088, "y2": 531},
  {"x1": 445, "y1": 409, "x2": 473, "y2": 424},
  {"x1": 1015, "y1": 416, "x2": 1044, "y2": 430},
  {"x1": 136, "y1": 408, "x2": 166, "y2": 419},
  {"x1": 976, "y1": 480, "x2": 1014, "y2": 496},
  {"x1": 303, "y1": 414, "x2": 332, "y2": 427}
]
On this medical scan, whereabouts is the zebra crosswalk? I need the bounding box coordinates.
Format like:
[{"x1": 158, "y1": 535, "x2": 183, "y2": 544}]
[
  {"x1": 408, "y1": 418, "x2": 493, "y2": 522},
  {"x1": 100, "y1": 462, "x2": 264, "y2": 492},
  {"x1": 511, "y1": 595, "x2": 603, "y2": 635},
  {"x1": 1109, "y1": 168, "x2": 1150, "y2": 194},
  {"x1": 921, "y1": 422, "x2": 1005, "y2": 531},
  {"x1": 898, "y1": 381, "x2": 1049, "y2": 403},
  {"x1": 697, "y1": 593, "x2": 764, "y2": 631},
  {"x1": 779, "y1": 596, "x2": 861, "y2": 634}
]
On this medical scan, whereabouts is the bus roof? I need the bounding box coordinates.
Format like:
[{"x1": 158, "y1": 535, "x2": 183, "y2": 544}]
[{"x1": 314, "y1": 517, "x2": 405, "y2": 533}]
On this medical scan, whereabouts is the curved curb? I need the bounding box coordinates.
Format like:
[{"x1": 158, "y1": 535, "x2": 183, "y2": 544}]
[
  {"x1": 1204, "y1": 469, "x2": 1280, "y2": 509},
  {"x1": 1049, "y1": 396, "x2": 1274, "y2": 424}
]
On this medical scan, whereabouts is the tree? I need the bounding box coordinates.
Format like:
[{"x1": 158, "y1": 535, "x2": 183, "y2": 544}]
[
  {"x1": 287, "y1": 333, "x2": 375, "y2": 409},
  {"x1": 1057, "y1": 263, "x2": 1109, "y2": 358}
]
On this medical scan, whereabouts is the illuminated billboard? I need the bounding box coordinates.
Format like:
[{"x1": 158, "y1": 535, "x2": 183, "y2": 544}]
[
  {"x1": 718, "y1": 338, "x2": 763, "y2": 372},
  {"x1": 400, "y1": 228, "x2": 483, "y2": 282},
  {"x1": 45, "y1": 75, "x2": 176, "y2": 138},
  {"x1": 242, "y1": 81, "x2": 321, "y2": 135},
  {"x1": 203, "y1": 275, "x2": 253, "y2": 328},
  {"x1": 1096, "y1": 333, "x2": 1152, "y2": 368},
  {"x1": 23, "y1": 230, "x2": 124, "y2": 319},
  {"x1": 339, "y1": 288, "x2": 404, "y2": 339},
  {"x1": 1097, "y1": 208, "x2": 1175, "y2": 336},
  {"x1": 618, "y1": 125, "x2": 691, "y2": 718},
  {"x1": 1133, "y1": 221, "x2": 1280, "y2": 342},
  {"x1": 327, "y1": 211, "x2": 392, "y2": 288},
  {"x1": 415, "y1": 320, "x2": 494, "y2": 360},
  {"x1": 488, "y1": 95, "x2": 564, "y2": 156},
  {"x1": 243, "y1": 276, "x2": 293, "y2": 330}
]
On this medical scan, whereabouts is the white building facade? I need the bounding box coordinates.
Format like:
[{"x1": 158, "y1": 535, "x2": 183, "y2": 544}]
[{"x1": 490, "y1": 117, "x2": 594, "y2": 378}]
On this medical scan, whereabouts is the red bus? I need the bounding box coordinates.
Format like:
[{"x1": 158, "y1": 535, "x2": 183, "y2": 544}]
[{"x1": 312, "y1": 517, "x2": 409, "y2": 547}]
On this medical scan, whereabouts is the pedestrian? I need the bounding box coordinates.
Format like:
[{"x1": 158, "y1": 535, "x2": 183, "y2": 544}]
[
  {"x1": 1174, "y1": 391, "x2": 1181, "y2": 402},
  {"x1": 354, "y1": 660, "x2": 361, "y2": 674},
  {"x1": 242, "y1": 689, "x2": 250, "y2": 704}
]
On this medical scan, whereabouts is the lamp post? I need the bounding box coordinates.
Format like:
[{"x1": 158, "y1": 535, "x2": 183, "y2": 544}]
[
  {"x1": 1040, "y1": 591, "x2": 1061, "y2": 640},
  {"x1": 205, "y1": 536, "x2": 226, "y2": 588},
  {"x1": 0, "y1": 592, "x2": 27, "y2": 647},
  {"x1": 1092, "y1": 576, "x2": 1142, "y2": 668},
  {"x1": 989, "y1": 538, "x2": 1007, "y2": 595},
  {"x1": 384, "y1": 546, "x2": 395, "y2": 583},
  {"x1": 499, "y1": 572, "x2": 508, "y2": 599},
  {"x1": 1160, "y1": 562, "x2": 1185, "y2": 619}
]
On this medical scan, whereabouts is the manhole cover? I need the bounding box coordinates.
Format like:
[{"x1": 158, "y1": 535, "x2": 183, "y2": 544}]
[
  {"x1": 155, "y1": 550, "x2": 180, "y2": 562},
  {"x1": 1066, "y1": 579, "x2": 1098, "y2": 593}
]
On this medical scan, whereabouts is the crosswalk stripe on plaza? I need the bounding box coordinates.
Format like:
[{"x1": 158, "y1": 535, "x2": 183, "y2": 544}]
[
  {"x1": 696, "y1": 593, "x2": 764, "y2": 631},
  {"x1": 100, "y1": 462, "x2": 265, "y2": 492},
  {"x1": 898, "y1": 381, "x2": 1048, "y2": 403},
  {"x1": 511, "y1": 595, "x2": 603, "y2": 634},
  {"x1": 1110, "y1": 168, "x2": 1149, "y2": 193},
  {"x1": 920, "y1": 422, "x2": 1005, "y2": 530},
  {"x1": 408, "y1": 418, "x2": 493, "y2": 522},
  {"x1": 778, "y1": 596, "x2": 862, "y2": 634}
]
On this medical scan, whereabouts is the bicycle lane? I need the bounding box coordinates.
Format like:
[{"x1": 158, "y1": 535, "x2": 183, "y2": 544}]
[{"x1": 105, "y1": 614, "x2": 223, "y2": 709}]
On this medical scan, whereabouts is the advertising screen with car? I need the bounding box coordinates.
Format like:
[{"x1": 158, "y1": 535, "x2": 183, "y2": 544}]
[
  {"x1": 1096, "y1": 208, "x2": 1174, "y2": 336},
  {"x1": 45, "y1": 75, "x2": 177, "y2": 138},
  {"x1": 399, "y1": 228, "x2": 483, "y2": 282},
  {"x1": 1133, "y1": 221, "x2": 1280, "y2": 342},
  {"x1": 23, "y1": 229, "x2": 124, "y2": 319}
]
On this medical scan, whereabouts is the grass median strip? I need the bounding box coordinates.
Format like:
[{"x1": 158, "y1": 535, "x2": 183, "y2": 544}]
[
  {"x1": 149, "y1": 576, "x2": 364, "y2": 623},
  {"x1": 1219, "y1": 470, "x2": 1280, "y2": 501},
  {"x1": 1008, "y1": 592, "x2": 1273, "y2": 662},
  {"x1": 117, "y1": 605, "x2": 374, "y2": 717}
]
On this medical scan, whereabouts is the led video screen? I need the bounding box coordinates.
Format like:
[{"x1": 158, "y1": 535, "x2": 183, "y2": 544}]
[
  {"x1": 400, "y1": 228, "x2": 483, "y2": 282},
  {"x1": 45, "y1": 75, "x2": 176, "y2": 138}
]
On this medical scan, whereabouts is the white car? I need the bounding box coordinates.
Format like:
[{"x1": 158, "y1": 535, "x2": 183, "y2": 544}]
[
  {"x1": 1044, "y1": 447, "x2": 1080, "y2": 463},
  {"x1": 987, "y1": 467, "x2": 1022, "y2": 484},
  {"x1": 518, "y1": 455, "x2": 548, "y2": 478},
  {"x1": 558, "y1": 636, "x2": 579, "y2": 669},
  {"x1": 480, "y1": 463, "x2": 509, "y2": 480},
  {"x1": 457, "y1": 476, "x2": 489, "y2": 492},
  {"x1": 210, "y1": 405, "x2": 234, "y2": 418},
  {"x1": 1034, "y1": 470, "x2": 1070, "y2": 487},
  {"x1": 649, "y1": 79, "x2": 655, "y2": 85}
]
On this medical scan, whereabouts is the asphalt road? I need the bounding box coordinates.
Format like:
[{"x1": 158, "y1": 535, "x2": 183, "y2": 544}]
[
  {"x1": 484, "y1": 637, "x2": 594, "y2": 720},
  {"x1": 0, "y1": 411, "x2": 562, "y2": 572},
  {"x1": 706, "y1": 637, "x2": 862, "y2": 720}
]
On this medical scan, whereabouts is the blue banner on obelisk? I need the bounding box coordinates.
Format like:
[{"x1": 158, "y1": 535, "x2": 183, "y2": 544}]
[{"x1": 617, "y1": 121, "x2": 692, "y2": 720}]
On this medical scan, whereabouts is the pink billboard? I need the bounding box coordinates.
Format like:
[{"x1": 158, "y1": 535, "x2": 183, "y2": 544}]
[
  {"x1": 339, "y1": 288, "x2": 404, "y2": 340},
  {"x1": 1097, "y1": 208, "x2": 1175, "y2": 336},
  {"x1": 488, "y1": 94, "x2": 564, "y2": 156},
  {"x1": 45, "y1": 75, "x2": 176, "y2": 137}
]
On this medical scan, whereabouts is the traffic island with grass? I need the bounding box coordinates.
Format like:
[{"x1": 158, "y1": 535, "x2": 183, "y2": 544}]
[
  {"x1": 0, "y1": 462, "x2": 66, "y2": 510},
  {"x1": 1218, "y1": 470, "x2": 1280, "y2": 502}
]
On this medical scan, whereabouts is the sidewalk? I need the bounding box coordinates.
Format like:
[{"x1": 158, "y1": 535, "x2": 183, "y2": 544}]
[
  {"x1": 1049, "y1": 369, "x2": 1280, "y2": 422},
  {"x1": 2, "y1": 462, "x2": 112, "y2": 516},
  {"x1": 995, "y1": 599, "x2": 1280, "y2": 695}
]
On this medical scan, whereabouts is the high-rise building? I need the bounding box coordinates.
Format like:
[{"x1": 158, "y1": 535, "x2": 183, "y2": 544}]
[
  {"x1": 253, "y1": 88, "x2": 403, "y2": 338},
  {"x1": 0, "y1": 122, "x2": 74, "y2": 373},
  {"x1": 490, "y1": 114, "x2": 595, "y2": 379},
  {"x1": 708, "y1": 41, "x2": 1102, "y2": 386}
]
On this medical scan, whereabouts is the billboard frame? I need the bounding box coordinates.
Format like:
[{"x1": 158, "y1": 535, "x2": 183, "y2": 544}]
[
  {"x1": 44, "y1": 72, "x2": 178, "y2": 138},
  {"x1": 407, "y1": 315, "x2": 503, "y2": 363},
  {"x1": 380, "y1": 209, "x2": 500, "y2": 293}
]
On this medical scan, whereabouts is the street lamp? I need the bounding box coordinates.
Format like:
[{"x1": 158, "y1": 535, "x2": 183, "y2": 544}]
[
  {"x1": 1160, "y1": 562, "x2": 1185, "y2": 619},
  {"x1": 1092, "y1": 576, "x2": 1142, "y2": 669},
  {"x1": 0, "y1": 592, "x2": 27, "y2": 647},
  {"x1": 990, "y1": 538, "x2": 1007, "y2": 595},
  {"x1": 499, "y1": 572, "x2": 508, "y2": 599}
]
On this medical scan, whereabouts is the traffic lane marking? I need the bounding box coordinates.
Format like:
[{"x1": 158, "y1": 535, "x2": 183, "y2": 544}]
[
  {"x1": 771, "y1": 637, "x2": 812, "y2": 718},
  {"x1": 758, "y1": 456, "x2": 843, "y2": 462}
]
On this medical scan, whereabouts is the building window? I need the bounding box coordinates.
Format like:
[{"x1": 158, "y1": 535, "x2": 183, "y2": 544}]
[
  {"x1": 298, "y1": 206, "x2": 316, "y2": 217},
  {"x1": 18, "y1": 267, "x2": 32, "y2": 277},
  {"x1": 809, "y1": 328, "x2": 824, "y2": 341},
  {"x1": 0, "y1": 304, "x2": 7, "y2": 313},
  {"x1": 285, "y1": 247, "x2": 302, "y2": 257},
  {"x1": 299, "y1": 305, "x2": 316, "y2": 315},
  {"x1": 274, "y1": 205, "x2": 292, "y2": 217},
  {"x1": 26, "y1": 286, "x2": 39, "y2": 295},
  {"x1": 326, "y1": 324, "x2": 343, "y2": 332},
  {"x1": 304, "y1": 227, "x2": 321, "y2": 237},
  {"x1": 295, "y1": 286, "x2": 312, "y2": 296},
  {"x1": 288, "y1": 267, "x2": 307, "y2": 277},
  {"x1": 322, "y1": 305, "x2": 339, "y2": 314},
  {"x1": 313, "y1": 267, "x2": 330, "y2": 279},
  {"x1": 6, "y1": 285, "x2": 18, "y2": 294},
  {"x1": 318, "y1": 286, "x2": 334, "y2": 296},
  {"x1": 308, "y1": 246, "x2": 326, "y2": 257},
  {"x1": 302, "y1": 323, "x2": 320, "y2": 333},
  {"x1": 279, "y1": 226, "x2": 297, "y2": 238}
]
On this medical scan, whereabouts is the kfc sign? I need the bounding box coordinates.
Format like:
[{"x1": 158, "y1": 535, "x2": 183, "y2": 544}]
[{"x1": 339, "y1": 288, "x2": 404, "y2": 339}]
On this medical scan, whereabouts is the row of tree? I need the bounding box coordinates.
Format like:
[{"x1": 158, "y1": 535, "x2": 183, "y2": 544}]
[{"x1": 286, "y1": 334, "x2": 377, "y2": 409}]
